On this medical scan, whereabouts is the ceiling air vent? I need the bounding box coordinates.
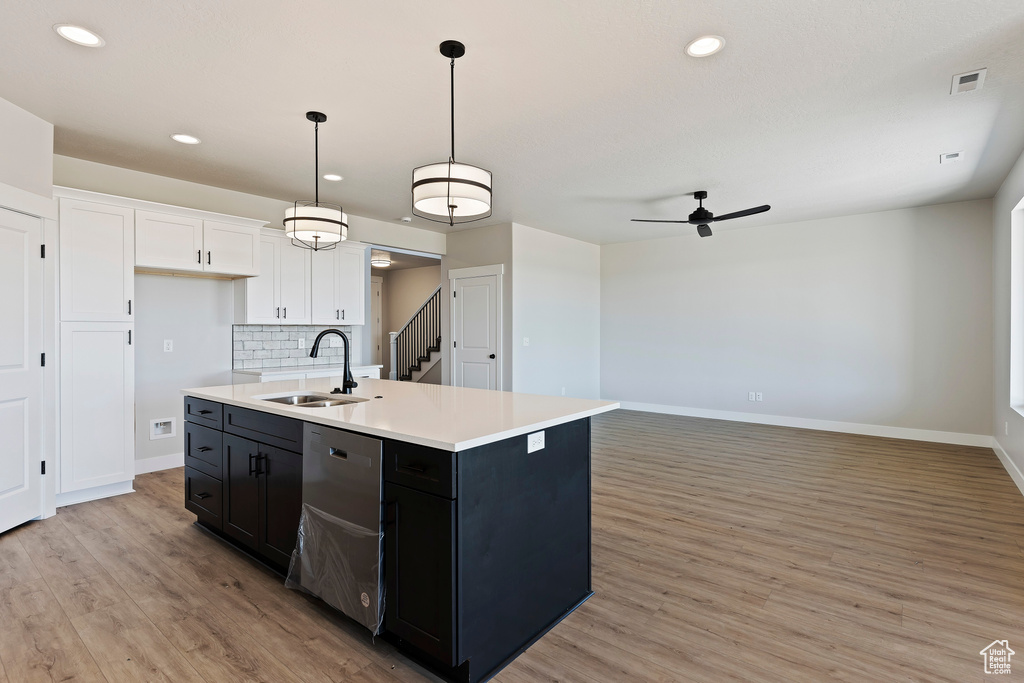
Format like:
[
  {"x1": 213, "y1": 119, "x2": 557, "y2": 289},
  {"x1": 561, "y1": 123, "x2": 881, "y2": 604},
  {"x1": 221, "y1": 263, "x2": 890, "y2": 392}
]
[
  {"x1": 950, "y1": 68, "x2": 987, "y2": 94},
  {"x1": 940, "y1": 151, "x2": 963, "y2": 164}
]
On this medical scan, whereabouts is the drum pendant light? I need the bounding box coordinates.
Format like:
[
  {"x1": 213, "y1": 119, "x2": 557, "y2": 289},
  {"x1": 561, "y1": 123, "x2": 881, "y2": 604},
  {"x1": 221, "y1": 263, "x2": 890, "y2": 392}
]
[
  {"x1": 285, "y1": 111, "x2": 348, "y2": 250},
  {"x1": 412, "y1": 40, "x2": 492, "y2": 226}
]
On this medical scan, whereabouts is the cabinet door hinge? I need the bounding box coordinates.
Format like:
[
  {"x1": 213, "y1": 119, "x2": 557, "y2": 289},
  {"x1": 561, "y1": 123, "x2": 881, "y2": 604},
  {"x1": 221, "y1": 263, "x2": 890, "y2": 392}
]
[
  {"x1": 40, "y1": 353, "x2": 45, "y2": 367},
  {"x1": 40, "y1": 244, "x2": 45, "y2": 258},
  {"x1": 41, "y1": 461, "x2": 46, "y2": 475}
]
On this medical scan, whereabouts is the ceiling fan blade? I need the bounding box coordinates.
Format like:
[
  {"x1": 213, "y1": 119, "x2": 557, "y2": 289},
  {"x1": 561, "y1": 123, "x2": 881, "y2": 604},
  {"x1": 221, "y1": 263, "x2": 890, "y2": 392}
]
[
  {"x1": 711, "y1": 205, "x2": 771, "y2": 222},
  {"x1": 630, "y1": 219, "x2": 690, "y2": 223}
]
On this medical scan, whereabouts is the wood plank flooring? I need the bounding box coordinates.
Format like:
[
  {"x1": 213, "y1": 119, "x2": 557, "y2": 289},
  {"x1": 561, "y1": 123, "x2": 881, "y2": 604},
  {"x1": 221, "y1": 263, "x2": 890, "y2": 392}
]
[{"x1": 2, "y1": 409, "x2": 1023, "y2": 681}]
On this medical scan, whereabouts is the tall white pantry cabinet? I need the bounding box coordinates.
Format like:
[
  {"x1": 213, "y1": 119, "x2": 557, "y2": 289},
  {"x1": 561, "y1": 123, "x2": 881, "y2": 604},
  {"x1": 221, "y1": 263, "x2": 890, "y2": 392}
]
[
  {"x1": 54, "y1": 188, "x2": 266, "y2": 505},
  {"x1": 57, "y1": 197, "x2": 136, "y2": 502}
]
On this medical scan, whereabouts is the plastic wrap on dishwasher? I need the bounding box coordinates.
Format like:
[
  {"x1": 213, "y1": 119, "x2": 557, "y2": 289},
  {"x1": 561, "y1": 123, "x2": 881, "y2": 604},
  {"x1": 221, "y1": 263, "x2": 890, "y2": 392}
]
[{"x1": 286, "y1": 503, "x2": 385, "y2": 635}]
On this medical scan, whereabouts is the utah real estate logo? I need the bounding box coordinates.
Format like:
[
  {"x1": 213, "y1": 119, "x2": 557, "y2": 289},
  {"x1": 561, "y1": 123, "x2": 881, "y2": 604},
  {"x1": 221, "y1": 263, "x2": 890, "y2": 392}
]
[{"x1": 980, "y1": 640, "x2": 1014, "y2": 675}]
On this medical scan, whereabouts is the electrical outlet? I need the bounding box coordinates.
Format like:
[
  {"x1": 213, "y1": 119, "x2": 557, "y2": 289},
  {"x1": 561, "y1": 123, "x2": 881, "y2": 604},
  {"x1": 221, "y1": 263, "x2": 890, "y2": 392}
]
[
  {"x1": 298, "y1": 338, "x2": 305, "y2": 348},
  {"x1": 330, "y1": 338, "x2": 343, "y2": 347},
  {"x1": 756, "y1": 392, "x2": 763, "y2": 402},
  {"x1": 527, "y1": 431, "x2": 545, "y2": 453},
  {"x1": 163, "y1": 339, "x2": 173, "y2": 352},
  {"x1": 748, "y1": 392, "x2": 756, "y2": 401},
  {"x1": 523, "y1": 337, "x2": 530, "y2": 347}
]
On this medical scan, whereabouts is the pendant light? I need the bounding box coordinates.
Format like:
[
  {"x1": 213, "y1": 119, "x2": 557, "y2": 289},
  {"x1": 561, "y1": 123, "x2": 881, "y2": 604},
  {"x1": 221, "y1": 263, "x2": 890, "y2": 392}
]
[
  {"x1": 412, "y1": 40, "x2": 492, "y2": 226},
  {"x1": 285, "y1": 111, "x2": 348, "y2": 250},
  {"x1": 370, "y1": 249, "x2": 392, "y2": 267}
]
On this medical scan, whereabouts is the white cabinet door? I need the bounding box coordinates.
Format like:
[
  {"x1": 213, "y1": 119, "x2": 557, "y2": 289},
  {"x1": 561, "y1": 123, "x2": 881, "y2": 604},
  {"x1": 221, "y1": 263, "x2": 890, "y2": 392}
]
[
  {"x1": 59, "y1": 322, "x2": 134, "y2": 493},
  {"x1": 279, "y1": 241, "x2": 312, "y2": 324},
  {"x1": 59, "y1": 199, "x2": 134, "y2": 322},
  {"x1": 135, "y1": 210, "x2": 204, "y2": 272},
  {"x1": 204, "y1": 220, "x2": 260, "y2": 276},
  {"x1": 336, "y1": 244, "x2": 366, "y2": 325},
  {"x1": 311, "y1": 248, "x2": 340, "y2": 325},
  {"x1": 0, "y1": 208, "x2": 43, "y2": 532},
  {"x1": 243, "y1": 234, "x2": 282, "y2": 324}
]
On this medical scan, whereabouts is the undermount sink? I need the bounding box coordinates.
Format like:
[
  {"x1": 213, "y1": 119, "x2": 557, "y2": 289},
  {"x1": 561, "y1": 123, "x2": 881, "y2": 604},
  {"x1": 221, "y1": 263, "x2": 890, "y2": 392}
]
[{"x1": 257, "y1": 393, "x2": 370, "y2": 408}]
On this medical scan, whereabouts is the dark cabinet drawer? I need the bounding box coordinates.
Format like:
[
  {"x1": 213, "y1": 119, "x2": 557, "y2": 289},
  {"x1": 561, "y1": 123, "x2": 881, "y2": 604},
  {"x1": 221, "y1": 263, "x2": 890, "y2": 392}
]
[
  {"x1": 184, "y1": 396, "x2": 223, "y2": 430},
  {"x1": 185, "y1": 422, "x2": 222, "y2": 479},
  {"x1": 223, "y1": 405, "x2": 303, "y2": 453},
  {"x1": 384, "y1": 441, "x2": 456, "y2": 499},
  {"x1": 185, "y1": 467, "x2": 223, "y2": 529}
]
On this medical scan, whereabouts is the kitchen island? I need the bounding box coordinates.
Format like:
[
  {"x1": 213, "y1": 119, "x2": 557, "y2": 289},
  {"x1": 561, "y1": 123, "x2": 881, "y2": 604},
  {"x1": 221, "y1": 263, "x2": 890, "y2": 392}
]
[{"x1": 181, "y1": 377, "x2": 617, "y2": 683}]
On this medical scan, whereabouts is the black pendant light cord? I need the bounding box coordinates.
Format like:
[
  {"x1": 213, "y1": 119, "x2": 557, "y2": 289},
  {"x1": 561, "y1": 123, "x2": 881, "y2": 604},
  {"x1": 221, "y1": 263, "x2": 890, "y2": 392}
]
[
  {"x1": 314, "y1": 120, "x2": 320, "y2": 206},
  {"x1": 449, "y1": 56, "x2": 456, "y2": 162}
]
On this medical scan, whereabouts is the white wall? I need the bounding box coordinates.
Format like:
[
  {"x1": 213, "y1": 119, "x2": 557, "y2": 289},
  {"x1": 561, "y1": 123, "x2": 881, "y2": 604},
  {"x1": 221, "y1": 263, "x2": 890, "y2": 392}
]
[
  {"x1": 602, "y1": 200, "x2": 993, "y2": 439},
  {"x1": 134, "y1": 275, "x2": 233, "y2": 464},
  {"x1": 993, "y1": 145, "x2": 1024, "y2": 486},
  {"x1": 0, "y1": 96, "x2": 54, "y2": 218},
  {"x1": 512, "y1": 224, "x2": 600, "y2": 399},
  {"x1": 441, "y1": 223, "x2": 514, "y2": 389}
]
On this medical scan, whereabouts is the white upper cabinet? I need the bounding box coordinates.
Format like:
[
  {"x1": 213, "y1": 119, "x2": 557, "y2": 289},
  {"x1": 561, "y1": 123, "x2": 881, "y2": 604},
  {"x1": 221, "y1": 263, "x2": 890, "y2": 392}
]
[
  {"x1": 203, "y1": 220, "x2": 260, "y2": 276},
  {"x1": 59, "y1": 199, "x2": 135, "y2": 322},
  {"x1": 237, "y1": 232, "x2": 364, "y2": 326},
  {"x1": 236, "y1": 231, "x2": 311, "y2": 324},
  {"x1": 135, "y1": 210, "x2": 204, "y2": 273},
  {"x1": 336, "y1": 244, "x2": 366, "y2": 325}
]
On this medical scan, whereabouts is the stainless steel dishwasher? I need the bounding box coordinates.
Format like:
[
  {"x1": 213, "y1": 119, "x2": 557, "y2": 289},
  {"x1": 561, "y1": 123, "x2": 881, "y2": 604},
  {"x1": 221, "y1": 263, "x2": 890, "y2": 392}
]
[{"x1": 290, "y1": 423, "x2": 384, "y2": 634}]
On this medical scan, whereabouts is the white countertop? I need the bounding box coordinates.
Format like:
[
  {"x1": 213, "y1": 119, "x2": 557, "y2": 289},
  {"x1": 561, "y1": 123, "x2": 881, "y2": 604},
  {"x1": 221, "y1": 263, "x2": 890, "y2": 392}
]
[
  {"x1": 183, "y1": 378, "x2": 618, "y2": 451},
  {"x1": 233, "y1": 364, "x2": 383, "y2": 377}
]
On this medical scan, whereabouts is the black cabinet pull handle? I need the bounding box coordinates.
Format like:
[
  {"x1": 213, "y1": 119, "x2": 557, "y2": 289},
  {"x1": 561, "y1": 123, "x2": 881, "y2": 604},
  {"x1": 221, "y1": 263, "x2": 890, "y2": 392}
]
[
  {"x1": 249, "y1": 453, "x2": 257, "y2": 476},
  {"x1": 196, "y1": 409, "x2": 212, "y2": 415},
  {"x1": 336, "y1": 309, "x2": 339, "y2": 320},
  {"x1": 128, "y1": 299, "x2": 132, "y2": 315},
  {"x1": 196, "y1": 446, "x2": 212, "y2": 453},
  {"x1": 283, "y1": 307, "x2": 287, "y2": 319},
  {"x1": 398, "y1": 463, "x2": 427, "y2": 474},
  {"x1": 198, "y1": 249, "x2": 202, "y2": 264},
  {"x1": 194, "y1": 492, "x2": 211, "y2": 500},
  {"x1": 341, "y1": 309, "x2": 345, "y2": 320},
  {"x1": 128, "y1": 330, "x2": 132, "y2": 345},
  {"x1": 207, "y1": 250, "x2": 211, "y2": 265},
  {"x1": 256, "y1": 454, "x2": 266, "y2": 477}
]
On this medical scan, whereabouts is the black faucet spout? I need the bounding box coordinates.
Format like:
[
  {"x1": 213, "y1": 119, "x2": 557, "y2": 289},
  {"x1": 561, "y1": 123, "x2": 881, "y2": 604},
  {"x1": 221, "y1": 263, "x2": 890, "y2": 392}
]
[{"x1": 309, "y1": 329, "x2": 357, "y2": 394}]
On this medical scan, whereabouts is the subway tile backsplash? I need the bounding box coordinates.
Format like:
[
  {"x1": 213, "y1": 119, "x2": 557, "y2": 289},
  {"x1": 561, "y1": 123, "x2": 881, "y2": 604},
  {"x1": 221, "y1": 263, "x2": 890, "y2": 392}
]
[{"x1": 232, "y1": 325, "x2": 361, "y2": 370}]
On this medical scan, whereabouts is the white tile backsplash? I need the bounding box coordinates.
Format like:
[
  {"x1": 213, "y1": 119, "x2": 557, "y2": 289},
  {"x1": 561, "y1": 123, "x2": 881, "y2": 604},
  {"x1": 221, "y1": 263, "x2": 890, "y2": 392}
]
[{"x1": 232, "y1": 325, "x2": 361, "y2": 370}]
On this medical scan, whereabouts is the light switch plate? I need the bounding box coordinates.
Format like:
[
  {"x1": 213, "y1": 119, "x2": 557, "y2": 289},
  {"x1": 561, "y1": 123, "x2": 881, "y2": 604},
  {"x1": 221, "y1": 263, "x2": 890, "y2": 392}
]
[
  {"x1": 527, "y1": 430, "x2": 545, "y2": 453},
  {"x1": 163, "y1": 339, "x2": 173, "y2": 352}
]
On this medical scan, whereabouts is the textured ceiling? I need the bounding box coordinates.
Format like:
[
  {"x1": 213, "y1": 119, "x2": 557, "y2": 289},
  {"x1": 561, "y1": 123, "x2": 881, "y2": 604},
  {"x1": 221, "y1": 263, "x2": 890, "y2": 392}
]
[{"x1": 2, "y1": 0, "x2": 1024, "y2": 244}]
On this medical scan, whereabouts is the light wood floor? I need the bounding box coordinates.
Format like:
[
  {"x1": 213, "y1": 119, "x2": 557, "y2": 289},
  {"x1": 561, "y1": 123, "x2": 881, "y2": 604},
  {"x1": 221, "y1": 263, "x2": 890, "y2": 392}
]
[{"x1": 2, "y1": 410, "x2": 1023, "y2": 682}]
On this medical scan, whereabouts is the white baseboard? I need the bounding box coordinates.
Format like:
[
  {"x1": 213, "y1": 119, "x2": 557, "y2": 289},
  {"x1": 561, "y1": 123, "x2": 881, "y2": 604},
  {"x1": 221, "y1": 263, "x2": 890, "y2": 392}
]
[
  {"x1": 55, "y1": 480, "x2": 134, "y2": 508},
  {"x1": 136, "y1": 452, "x2": 185, "y2": 475},
  {"x1": 618, "y1": 401, "x2": 995, "y2": 448},
  {"x1": 992, "y1": 440, "x2": 1024, "y2": 498}
]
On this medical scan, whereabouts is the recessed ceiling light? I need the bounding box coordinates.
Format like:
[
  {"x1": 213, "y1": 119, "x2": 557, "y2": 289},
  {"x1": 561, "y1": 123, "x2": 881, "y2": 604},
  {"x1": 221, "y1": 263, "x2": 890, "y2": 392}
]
[
  {"x1": 54, "y1": 24, "x2": 105, "y2": 47},
  {"x1": 171, "y1": 134, "x2": 201, "y2": 145},
  {"x1": 323, "y1": 174, "x2": 343, "y2": 181},
  {"x1": 685, "y1": 35, "x2": 725, "y2": 58}
]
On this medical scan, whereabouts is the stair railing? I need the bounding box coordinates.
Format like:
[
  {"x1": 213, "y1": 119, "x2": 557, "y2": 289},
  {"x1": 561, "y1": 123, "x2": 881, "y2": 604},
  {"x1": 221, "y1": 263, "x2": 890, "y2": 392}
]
[{"x1": 389, "y1": 285, "x2": 441, "y2": 381}]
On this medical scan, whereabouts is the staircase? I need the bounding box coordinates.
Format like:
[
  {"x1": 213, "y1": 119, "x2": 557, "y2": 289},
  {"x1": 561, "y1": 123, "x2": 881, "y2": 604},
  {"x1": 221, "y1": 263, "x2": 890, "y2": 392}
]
[{"x1": 390, "y1": 285, "x2": 441, "y2": 382}]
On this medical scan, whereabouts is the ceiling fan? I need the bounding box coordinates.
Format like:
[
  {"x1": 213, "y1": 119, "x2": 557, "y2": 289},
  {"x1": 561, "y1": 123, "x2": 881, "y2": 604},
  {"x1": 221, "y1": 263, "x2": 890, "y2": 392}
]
[{"x1": 632, "y1": 191, "x2": 770, "y2": 237}]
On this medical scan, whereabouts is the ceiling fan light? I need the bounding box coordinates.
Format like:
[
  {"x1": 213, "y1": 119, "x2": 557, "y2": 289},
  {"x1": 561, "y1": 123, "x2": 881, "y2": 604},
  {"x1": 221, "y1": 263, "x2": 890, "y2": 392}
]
[
  {"x1": 284, "y1": 201, "x2": 348, "y2": 246},
  {"x1": 412, "y1": 161, "x2": 492, "y2": 221}
]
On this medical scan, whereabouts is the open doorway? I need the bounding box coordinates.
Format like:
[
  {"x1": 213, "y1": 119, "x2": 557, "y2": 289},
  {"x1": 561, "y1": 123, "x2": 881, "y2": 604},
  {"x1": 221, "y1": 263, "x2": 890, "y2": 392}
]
[{"x1": 369, "y1": 247, "x2": 443, "y2": 383}]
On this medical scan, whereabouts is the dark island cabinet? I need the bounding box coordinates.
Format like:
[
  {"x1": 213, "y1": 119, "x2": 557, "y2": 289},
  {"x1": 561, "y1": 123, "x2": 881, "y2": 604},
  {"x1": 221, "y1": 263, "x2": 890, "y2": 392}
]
[{"x1": 184, "y1": 399, "x2": 303, "y2": 572}]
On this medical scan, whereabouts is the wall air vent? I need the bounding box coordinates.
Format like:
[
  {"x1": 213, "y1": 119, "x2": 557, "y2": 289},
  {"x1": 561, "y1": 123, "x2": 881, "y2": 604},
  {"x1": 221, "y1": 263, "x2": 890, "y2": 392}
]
[
  {"x1": 939, "y1": 151, "x2": 963, "y2": 164},
  {"x1": 950, "y1": 68, "x2": 987, "y2": 94}
]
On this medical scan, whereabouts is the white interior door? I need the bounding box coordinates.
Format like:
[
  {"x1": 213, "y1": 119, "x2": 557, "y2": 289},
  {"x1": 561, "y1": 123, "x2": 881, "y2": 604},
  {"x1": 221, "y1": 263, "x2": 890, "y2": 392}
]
[
  {"x1": 371, "y1": 277, "x2": 382, "y2": 365},
  {"x1": 0, "y1": 208, "x2": 43, "y2": 532},
  {"x1": 59, "y1": 322, "x2": 134, "y2": 493},
  {"x1": 58, "y1": 199, "x2": 134, "y2": 322},
  {"x1": 452, "y1": 274, "x2": 499, "y2": 390}
]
